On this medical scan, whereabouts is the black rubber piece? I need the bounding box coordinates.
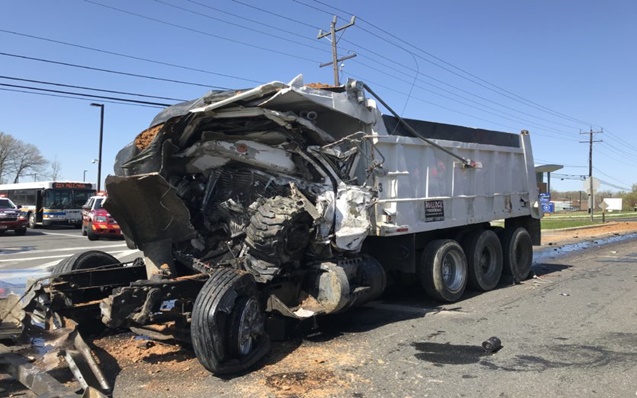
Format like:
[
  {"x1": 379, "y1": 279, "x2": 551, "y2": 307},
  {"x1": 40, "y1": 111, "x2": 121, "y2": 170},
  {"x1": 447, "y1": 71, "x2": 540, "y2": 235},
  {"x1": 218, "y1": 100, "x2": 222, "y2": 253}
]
[{"x1": 52, "y1": 250, "x2": 121, "y2": 275}]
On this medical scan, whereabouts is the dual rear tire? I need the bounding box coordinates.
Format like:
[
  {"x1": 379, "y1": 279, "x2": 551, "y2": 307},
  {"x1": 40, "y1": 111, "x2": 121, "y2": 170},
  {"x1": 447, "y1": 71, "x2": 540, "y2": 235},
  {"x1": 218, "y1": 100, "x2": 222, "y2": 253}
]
[{"x1": 418, "y1": 227, "x2": 533, "y2": 303}]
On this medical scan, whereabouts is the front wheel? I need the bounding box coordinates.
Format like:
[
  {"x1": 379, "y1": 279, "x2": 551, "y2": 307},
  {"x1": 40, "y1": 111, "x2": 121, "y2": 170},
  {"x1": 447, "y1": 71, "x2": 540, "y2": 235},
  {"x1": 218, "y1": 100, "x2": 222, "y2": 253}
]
[
  {"x1": 419, "y1": 239, "x2": 468, "y2": 302},
  {"x1": 191, "y1": 268, "x2": 270, "y2": 375},
  {"x1": 87, "y1": 222, "x2": 99, "y2": 241}
]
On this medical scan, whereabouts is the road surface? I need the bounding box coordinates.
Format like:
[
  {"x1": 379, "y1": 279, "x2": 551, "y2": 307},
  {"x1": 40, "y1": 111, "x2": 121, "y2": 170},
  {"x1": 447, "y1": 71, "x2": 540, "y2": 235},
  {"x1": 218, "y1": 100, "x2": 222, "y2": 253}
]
[{"x1": 1, "y1": 227, "x2": 636, "y2": 397}]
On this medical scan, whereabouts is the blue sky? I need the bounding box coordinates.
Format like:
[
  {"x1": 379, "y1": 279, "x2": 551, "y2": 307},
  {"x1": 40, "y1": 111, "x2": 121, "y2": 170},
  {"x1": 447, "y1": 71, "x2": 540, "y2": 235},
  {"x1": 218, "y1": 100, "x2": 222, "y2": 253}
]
[{"x1": 1, "y1": 0, "x2": 635, "y2": 193}]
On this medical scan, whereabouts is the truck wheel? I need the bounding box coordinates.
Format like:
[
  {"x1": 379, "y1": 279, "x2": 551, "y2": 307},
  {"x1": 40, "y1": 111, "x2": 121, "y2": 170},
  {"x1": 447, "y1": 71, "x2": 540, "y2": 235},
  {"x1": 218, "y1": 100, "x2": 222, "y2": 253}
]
[
  {"x1": 14, "y1": 228, "x2": 27, "y2": 236},
  {"x1": 191, "y1": 268, "x2": 270, "y2": 375},
  {"x1": 87, "y1": 222, "x2": 99, "y2": 241},
  {"x1": 501, "y1": 227, "x2": 533, "y2": 281},
  {"x1": 420, "y1": 239, "x2": 467, "y2": 302},
  {"x1": 245, "y1": 196, "x2": 312, "y2": 266},
  {"x1": 462, "y1": 229, "x2": 503, "y2": 291},
  {"x1": 52, "y1": 250, "x2": 121, "y2": 275}
]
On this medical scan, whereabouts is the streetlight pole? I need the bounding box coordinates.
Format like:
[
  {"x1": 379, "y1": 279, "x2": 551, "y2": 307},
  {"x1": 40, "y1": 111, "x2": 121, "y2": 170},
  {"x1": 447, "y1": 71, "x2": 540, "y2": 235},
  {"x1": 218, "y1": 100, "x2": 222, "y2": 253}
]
[
  {"x1": 90, "y1": 103, "x2": 104, "y2": 191},
  {"x1": 83, "y1": 170, "x2": 87, "y2": 182}
]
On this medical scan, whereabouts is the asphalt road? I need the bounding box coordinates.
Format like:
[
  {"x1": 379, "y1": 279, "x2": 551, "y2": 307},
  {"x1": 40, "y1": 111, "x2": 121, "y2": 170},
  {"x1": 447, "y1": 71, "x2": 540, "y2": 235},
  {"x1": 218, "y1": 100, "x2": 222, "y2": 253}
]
[
  {"x1": 1, "y1": 230, "x2": 636, "y2": 397},
  {"x1": 0, "y1": 227, "x2": 140, "y2": 290}
]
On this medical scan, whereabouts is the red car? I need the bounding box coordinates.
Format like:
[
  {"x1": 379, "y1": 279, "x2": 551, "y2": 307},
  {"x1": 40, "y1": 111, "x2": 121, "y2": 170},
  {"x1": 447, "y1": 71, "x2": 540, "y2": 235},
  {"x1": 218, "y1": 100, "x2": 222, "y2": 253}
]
[
  {"x1": 81, "y1": 195, "x2": 123, "y2": 241},
  {"x1": 0, "y1": 197, "x2": 28, "y2": 236}
]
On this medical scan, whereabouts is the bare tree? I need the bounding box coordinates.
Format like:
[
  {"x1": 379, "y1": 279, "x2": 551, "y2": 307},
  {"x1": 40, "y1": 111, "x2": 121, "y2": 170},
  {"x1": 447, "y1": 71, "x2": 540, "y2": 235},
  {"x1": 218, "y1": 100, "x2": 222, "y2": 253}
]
[
  {"x1": 11, "y1": 142, "x2": 48, "y2": 183},
  {"x1": 0, "y1": 132, "x2": 19, "y2": 183},
  {"x1": 48, "y1": 157, "x2": 63, "y2": 181},
  {"x1": 0, "y1": 132, "x2": 50, "y2": 183}
]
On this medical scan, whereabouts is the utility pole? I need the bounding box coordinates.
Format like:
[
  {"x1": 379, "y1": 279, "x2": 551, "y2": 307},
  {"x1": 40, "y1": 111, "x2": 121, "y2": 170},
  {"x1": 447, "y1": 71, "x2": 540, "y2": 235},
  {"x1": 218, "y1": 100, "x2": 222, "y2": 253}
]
[
  {"x1": 579, "y1": 128, "x2": 603, "y2": 221},
  {"x1": 318, "y1": 16, "x2": 357, "y2": 85}
]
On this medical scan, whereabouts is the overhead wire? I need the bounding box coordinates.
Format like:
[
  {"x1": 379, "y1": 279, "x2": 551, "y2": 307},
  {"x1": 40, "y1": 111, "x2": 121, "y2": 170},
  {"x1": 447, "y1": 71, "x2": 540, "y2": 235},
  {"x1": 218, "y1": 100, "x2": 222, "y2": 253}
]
[
  {"x1": 0, "y1": 76, "x2": 187, "y2": 102},
  {"x1": 224, "y1": 0, "x2": 589, "y2": 138},
  {"x1": 0, "y1": 83, "x2": 174, "y2": 107},
  {"x1": 306, "y1": 0, "x2": 596, "y2": 129},
  {"x1": 0, "y1": 51, "x2": 235, "y2": 90},
  {"x1": 0, "y1": 88, "x2": 166, "y2": 109},
  {"x1": 0, "y1": 29, "x2": 261, "y2": 85},
  {"x1": 82, "y1": 0, "x2": 321, "y2": 64}
]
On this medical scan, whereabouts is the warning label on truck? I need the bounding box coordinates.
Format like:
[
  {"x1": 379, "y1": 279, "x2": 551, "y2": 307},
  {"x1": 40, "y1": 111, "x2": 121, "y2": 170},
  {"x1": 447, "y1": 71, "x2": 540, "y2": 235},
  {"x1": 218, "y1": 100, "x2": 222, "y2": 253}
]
[{"x1": 425, "y1": 200, "x2": 445, "y2": 222}]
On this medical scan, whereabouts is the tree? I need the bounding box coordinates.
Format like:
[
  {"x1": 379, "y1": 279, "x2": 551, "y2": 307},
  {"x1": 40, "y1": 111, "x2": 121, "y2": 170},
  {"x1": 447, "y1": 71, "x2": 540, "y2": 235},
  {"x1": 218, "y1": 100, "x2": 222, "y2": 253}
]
[
  {"x1": 47, "y1": 157, "x2": 63, "y2": 180},
  {"x1": 0, "y1": 132, "x2": 18, "y2": 183},
  {"x1": 11, "y1": 142, "x2": 48, "y2": 183},
  {"x1": 0, "y1": 131, "x2": 49, "y2": 183}
]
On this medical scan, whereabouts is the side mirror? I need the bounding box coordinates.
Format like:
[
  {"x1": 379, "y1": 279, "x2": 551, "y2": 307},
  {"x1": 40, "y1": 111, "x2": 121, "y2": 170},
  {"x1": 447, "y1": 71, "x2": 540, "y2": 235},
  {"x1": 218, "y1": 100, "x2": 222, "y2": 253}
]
[{"x1": 16, "y1": 204, "x2": 22, "y2": 209}]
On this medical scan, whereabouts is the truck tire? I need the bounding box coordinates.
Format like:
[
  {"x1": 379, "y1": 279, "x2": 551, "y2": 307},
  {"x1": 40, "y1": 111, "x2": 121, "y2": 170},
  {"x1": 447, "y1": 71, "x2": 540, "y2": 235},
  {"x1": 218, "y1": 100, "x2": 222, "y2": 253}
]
[
  {"x1": 501, "y1": 227, "x2": 533, "y2": 281},
  {"x1": 191, "y1": 268, "x2": 270, "y2": 375},
  {"x1": 420, "y1": 239, "x2": 468, "y2": 302},
  {"x1": 52, "y1": 250, "x2": 121, "y2": 275},
  {"x1": 245, "y1": 196, "x2": 312, "y2": 266},
  {"x1": 14, "y1": 227, "x2": 27, "y2": 236},
  {"x1": 462, "y1": 229, "x2": 503, "y2": 291}
]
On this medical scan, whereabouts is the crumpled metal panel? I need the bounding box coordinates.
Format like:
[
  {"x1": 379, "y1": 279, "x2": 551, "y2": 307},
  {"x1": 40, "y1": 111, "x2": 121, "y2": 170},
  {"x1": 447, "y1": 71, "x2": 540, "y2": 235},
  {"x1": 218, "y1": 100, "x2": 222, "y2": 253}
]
[{"x1": 104, "y1": 174, "x2": 195, "y2": 247}]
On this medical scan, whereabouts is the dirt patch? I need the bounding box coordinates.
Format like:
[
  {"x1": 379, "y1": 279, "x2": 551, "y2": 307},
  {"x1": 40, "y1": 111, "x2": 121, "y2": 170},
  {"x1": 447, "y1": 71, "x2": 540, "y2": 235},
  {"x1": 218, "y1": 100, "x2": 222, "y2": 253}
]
[
  {"x1": 540, "y1": 221, "x2": 637, "y2": 246},
  {"x1": 236, "y1": 338, "x2": 368, "y2": 398}
]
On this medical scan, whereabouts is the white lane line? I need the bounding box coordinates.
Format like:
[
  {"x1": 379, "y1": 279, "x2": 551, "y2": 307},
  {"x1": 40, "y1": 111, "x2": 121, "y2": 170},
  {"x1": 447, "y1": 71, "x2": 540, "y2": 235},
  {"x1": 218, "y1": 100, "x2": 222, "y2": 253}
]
[
  {"x1": 1, "y1": 243, "x2": 127, "y2": 256},
  {"x1": 39, "y1": 232, "x2": 87, "y2": 238}
]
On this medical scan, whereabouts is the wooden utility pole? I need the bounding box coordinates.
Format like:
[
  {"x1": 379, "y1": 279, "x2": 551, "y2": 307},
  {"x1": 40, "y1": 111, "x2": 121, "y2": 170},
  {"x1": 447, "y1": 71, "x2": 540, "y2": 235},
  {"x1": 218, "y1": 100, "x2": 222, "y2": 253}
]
[
  {"x1": 579, "y1": 128, "x2": 603, "y2": 220},
  {"x1": 318, "y1": 16, "x2": 357, "y2": 85}
]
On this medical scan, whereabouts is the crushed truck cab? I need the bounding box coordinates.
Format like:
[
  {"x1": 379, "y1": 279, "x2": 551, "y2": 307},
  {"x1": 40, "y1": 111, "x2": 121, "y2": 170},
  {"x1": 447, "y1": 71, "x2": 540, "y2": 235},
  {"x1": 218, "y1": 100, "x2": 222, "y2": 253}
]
[{"x1": 23, "y1": 75, "x2": 541, "y2": 378}]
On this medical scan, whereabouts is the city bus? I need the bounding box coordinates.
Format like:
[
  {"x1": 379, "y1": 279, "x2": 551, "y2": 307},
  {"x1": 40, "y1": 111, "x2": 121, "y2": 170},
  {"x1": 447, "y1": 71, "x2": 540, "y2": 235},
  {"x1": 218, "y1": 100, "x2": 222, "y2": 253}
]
[{"x1": 0, "y1": 181, "x2": 95, "y2": 228}]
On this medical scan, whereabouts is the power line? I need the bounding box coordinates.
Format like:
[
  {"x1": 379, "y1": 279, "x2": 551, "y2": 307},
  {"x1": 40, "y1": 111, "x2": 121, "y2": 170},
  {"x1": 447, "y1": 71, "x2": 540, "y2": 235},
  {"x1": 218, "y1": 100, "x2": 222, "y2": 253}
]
[
  {"x1": 0, "y1": 88, "x2": 165, "y2": 109},
  {"x1": 220, "y1": 1, "x2": 589, "y2": 135},
  {"x1": 0, "y1": 83, "x2": 173, "y2": 106},
  {"x1": 0, "y1": 51, "x2": 232, "y2": 89},
  {"x1": 155, "y1": 0, "x2": 330, "y2": 53},
  {"x1": 0, "y1": 76, "x2": 187, "y2": 102},
  {"x1": 305, "y1": 0, "x2": 596, "y2": 128},
  {"x1": 82, "y1": 0, "x2": 320, "y2": 64},
  {"x1": 0, "y1": 30, "x2": 260, "y2": 85}
]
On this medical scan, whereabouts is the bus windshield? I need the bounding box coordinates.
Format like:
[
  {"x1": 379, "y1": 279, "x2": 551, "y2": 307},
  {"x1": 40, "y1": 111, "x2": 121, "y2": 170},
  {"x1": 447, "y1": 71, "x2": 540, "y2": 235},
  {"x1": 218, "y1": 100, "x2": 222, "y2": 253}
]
[{"x1": 44, "y1": 189, "x2": 95, "y2": 209}]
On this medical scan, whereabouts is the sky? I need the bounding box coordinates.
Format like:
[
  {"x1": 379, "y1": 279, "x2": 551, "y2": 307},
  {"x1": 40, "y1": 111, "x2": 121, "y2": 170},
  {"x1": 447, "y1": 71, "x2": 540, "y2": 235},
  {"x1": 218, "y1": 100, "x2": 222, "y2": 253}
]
[{"x1": 1, "y1": 0, "x2": 636, "y2": 194}]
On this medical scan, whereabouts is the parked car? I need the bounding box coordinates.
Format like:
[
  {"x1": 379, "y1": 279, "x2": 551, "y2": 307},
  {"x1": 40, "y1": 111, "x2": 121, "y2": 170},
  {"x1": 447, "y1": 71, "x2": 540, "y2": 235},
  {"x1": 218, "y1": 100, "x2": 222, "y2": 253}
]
[
  {"x1": 81, "y1": 195, "x2": 122, "y2": 241},
  {"x1": 0, "y1": 197, "x2": 28, "y2": 236}
]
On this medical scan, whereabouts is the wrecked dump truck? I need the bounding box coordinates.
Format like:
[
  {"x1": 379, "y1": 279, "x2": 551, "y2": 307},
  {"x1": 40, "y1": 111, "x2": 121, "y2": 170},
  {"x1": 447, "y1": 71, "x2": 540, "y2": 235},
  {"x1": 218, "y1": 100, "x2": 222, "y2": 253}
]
[{"x1": 14, "y1": 75, "x2": 542, "y2": 379}]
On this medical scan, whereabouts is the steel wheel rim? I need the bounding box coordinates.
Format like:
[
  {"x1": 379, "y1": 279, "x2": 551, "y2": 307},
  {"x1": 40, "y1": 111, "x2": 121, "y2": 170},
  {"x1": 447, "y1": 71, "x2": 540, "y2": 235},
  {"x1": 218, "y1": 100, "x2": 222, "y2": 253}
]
[
  {"x1": 442, "y1": 251, "x2": 464, "y2": 291},
  {"x1": 236, "y1": 297, "x2": 263, "y2": 356}
]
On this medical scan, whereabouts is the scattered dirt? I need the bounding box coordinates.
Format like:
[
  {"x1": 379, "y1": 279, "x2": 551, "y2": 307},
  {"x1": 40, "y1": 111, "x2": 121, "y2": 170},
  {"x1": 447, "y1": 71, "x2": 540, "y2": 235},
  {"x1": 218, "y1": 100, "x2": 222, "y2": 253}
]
[{"x1": 540, "y1": 221, "x2": 637, "y2": 246}]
